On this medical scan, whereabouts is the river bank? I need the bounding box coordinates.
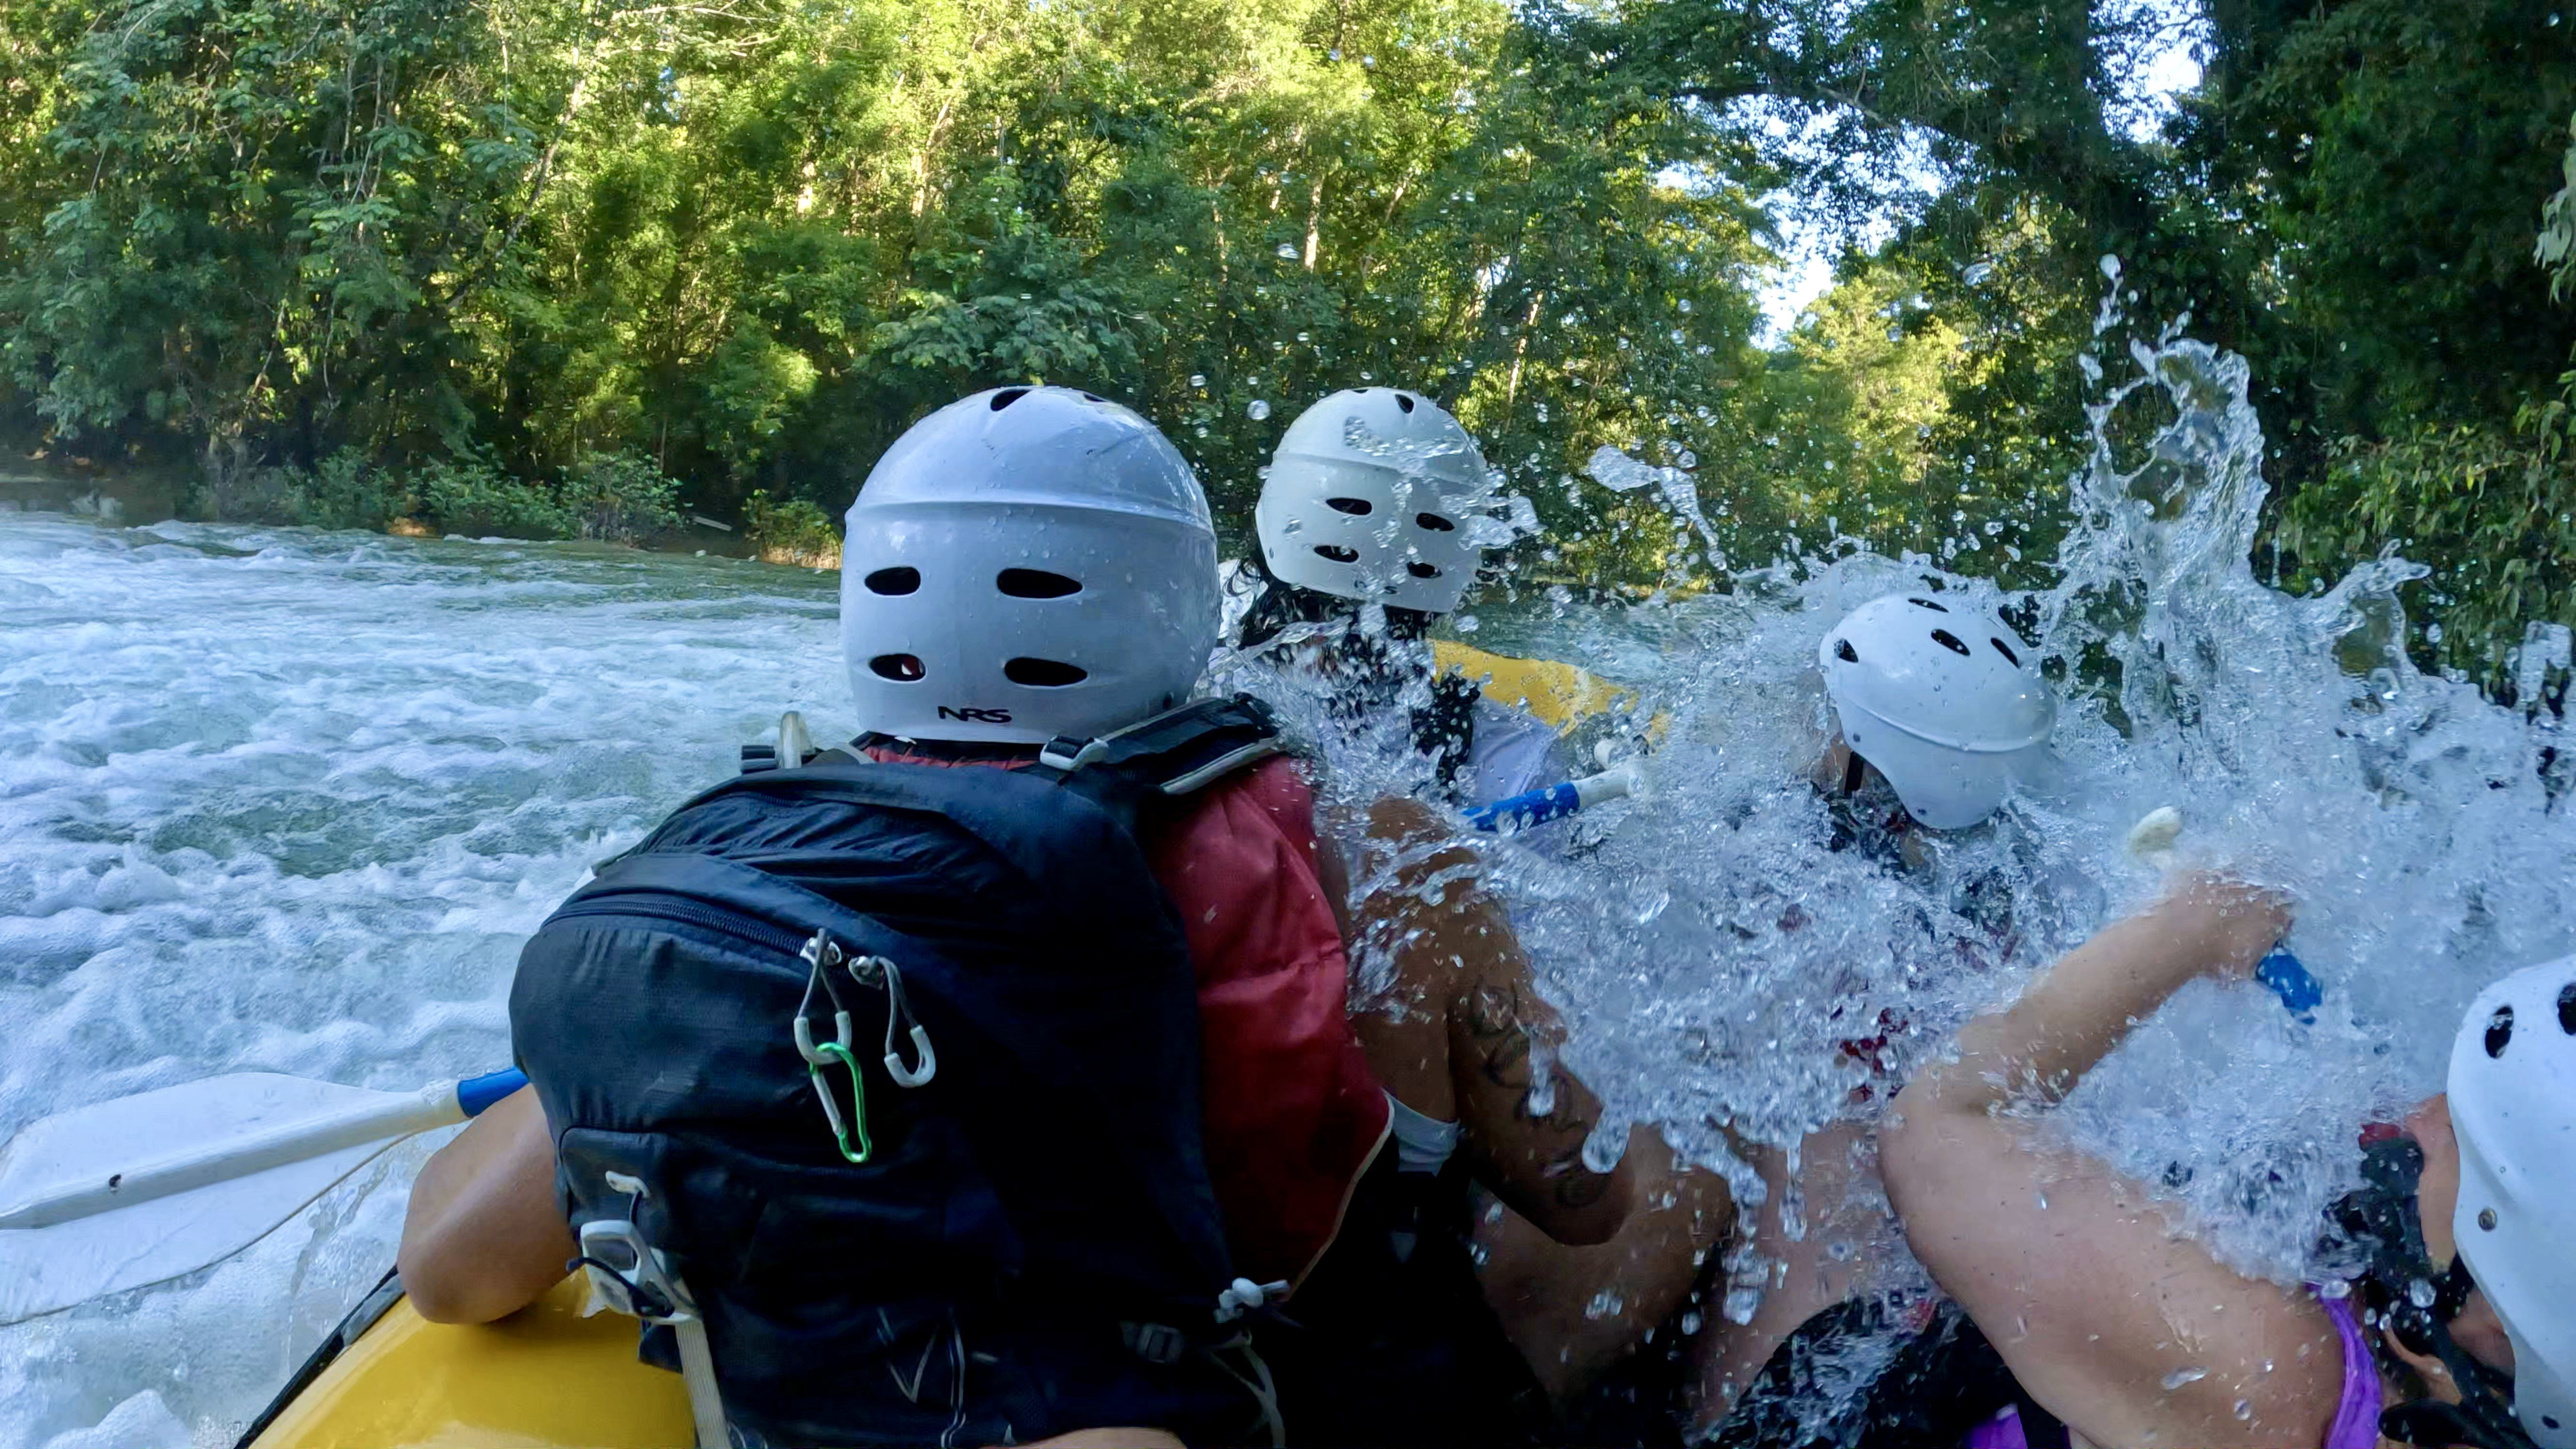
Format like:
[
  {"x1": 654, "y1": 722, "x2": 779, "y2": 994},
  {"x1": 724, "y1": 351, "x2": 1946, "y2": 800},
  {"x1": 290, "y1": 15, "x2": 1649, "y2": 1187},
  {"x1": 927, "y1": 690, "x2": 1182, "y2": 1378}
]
[{"x1": 0, "y1": 448, "x2": 824, "y2": 566}]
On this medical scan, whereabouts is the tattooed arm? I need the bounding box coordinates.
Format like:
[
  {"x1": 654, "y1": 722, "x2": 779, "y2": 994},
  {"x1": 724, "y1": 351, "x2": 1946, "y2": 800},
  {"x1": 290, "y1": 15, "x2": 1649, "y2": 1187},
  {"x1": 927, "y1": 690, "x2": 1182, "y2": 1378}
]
[{"x1": 1352, "y1": 796, "x2": 1636, "y2": 1245}]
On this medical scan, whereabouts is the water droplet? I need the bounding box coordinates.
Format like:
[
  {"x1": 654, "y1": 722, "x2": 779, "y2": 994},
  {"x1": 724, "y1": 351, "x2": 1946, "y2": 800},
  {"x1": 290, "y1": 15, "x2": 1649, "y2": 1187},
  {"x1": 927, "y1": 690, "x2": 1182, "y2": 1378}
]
[
  {"x1": 1188, "y1": 373, "x2": 1206, "y2": 388},
  {"x1": 1582, "y1": 1289, "x2": 1625, "y2": 1320},
  {"x1": 2100, "y1": 254, "x2": 2123, "y2": 281},
  {"x1": 1963, "y1": 260, "x2": 1996, "y2": 285},
  {"x1": 1276, "y1": 243, "x2": 1299, "y2": 259},
  {"x1": 1193, "y1": 425, "x2": 1209, "y2": 438},
  {"x1": 1328, "y1": 47, "x2": 1342, "y2": 60},
  {"x1": 2234, "y1": 1399, "x2": 2254, "y2": 1421},
  {"x1": 1247, "y1": 399, "x2": 1271, "y2": 421},
  {"x1": 1680, "y1": 1311, "x2": 1703, "y2": 1335},
  {"x1": 1296, "y1": 331, "x2": 1311, "y2": 342},
  {"x1": 2407, "y1": 1277, "x2": 2436, "y2": 1308},
  {"x1": 2162, "y1": 1367, "x2": 2208, "y2": 1391}
]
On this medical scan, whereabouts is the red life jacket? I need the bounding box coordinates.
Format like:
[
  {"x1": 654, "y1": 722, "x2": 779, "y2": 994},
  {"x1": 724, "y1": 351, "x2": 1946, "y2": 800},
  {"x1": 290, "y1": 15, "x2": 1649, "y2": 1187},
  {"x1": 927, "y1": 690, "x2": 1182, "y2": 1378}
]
[{"x1": 860, "y1": 741, "x2": 1389, "y2": 1289}]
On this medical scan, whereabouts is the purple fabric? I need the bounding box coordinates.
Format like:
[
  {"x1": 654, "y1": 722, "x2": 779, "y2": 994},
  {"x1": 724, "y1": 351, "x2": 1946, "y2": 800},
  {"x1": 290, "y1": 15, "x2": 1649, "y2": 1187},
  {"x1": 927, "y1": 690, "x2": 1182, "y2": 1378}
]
[
  {"x1": 1962, "y1": 1405, "x2": 2028, "y2": 1449},
  {"x1": 1958, "y1": 1287, "x2": 2381, "y2": 1449},
  {"x1": 2316, "y1": 1288, "x2": 2383, "y2": 1449}
]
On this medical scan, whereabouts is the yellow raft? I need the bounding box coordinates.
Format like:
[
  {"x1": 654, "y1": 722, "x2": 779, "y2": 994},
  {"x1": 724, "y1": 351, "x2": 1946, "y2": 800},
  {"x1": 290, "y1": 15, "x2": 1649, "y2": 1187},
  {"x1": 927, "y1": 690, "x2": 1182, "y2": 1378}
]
[
  {"x1": 1428, "y1": 639, "x2": 1639, "y2": 735},
  {"x1": 239, "y1": 1274, "x2": 689, "y2": 1449},
  {"x1": 240, "y1": 649, "x2": 1642, "y2": 1449}
]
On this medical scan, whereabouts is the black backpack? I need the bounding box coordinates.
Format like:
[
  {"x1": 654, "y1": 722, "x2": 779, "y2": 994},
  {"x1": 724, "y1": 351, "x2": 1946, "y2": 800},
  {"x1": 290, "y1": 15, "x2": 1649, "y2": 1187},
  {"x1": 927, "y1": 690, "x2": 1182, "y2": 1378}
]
[{"x1": 510, "y1": 697, "x2": 1289, "y2": 1447}]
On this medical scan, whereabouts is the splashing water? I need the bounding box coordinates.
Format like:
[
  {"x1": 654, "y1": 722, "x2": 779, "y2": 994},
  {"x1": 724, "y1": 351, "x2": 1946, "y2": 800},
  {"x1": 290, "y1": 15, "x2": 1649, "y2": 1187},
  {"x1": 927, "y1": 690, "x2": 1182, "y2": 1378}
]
[
  {"x1": 1468, "y1": 326, "x2": 2576, "y2": 1305},
  {"x1": 1584, "y1": 445, "x2": 1726, "y2": 562},
  {"x1": 3, "y1": 319, "x2": 2571, "y2": 1443}
]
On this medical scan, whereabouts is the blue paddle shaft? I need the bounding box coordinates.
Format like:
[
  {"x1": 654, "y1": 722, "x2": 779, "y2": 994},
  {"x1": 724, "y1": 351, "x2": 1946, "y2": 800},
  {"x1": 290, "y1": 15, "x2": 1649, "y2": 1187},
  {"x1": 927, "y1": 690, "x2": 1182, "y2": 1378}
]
[
  {"x1": 1469, "y1": 781, "x2": 1584, "y2": 833},
  {"x1": 1469, "y1": 768, "x2": 1638, "y2": 834},
  {"x1": 457, "y1": 1067, "x2": 530, "y2": 1118},
  {"x1": 2257, "y1": 948, "x2": 2322, "y2": 1021}
]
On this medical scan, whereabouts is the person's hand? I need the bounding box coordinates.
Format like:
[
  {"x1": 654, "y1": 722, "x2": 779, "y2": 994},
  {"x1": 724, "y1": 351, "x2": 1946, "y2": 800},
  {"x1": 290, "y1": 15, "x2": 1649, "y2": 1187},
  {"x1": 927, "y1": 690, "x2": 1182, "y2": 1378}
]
[{"x1": 2153, "y1": 870, "x2": 2293, "y2": 981}]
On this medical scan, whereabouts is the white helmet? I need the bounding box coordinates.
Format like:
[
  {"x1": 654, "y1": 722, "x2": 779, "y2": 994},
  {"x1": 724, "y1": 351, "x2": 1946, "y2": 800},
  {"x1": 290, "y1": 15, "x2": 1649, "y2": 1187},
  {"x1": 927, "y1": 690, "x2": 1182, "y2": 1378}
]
[
  {"x1": 1816, "y1": 593, "x2": 2054, "y2": 830},
  {"x1": 1256, "y1": 387, "x2": 1490, "y2": 614},
  {"x1": 2447, "y1": 957, "x2": 2576, "y2": 1449},
  {"x1": 840, "y1": 386, "x2": 1218, "y2": 745}
]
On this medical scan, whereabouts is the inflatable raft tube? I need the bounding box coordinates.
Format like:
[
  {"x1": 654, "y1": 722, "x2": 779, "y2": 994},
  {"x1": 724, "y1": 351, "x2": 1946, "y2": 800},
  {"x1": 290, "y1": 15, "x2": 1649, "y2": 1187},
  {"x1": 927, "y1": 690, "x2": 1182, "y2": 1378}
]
[
  {"x1": 1430, "y1": 639, "x2": 1639, "y2": 734},
  {"x1": 237, "y1": 1271, "x2": 689, "y2": 1448}
]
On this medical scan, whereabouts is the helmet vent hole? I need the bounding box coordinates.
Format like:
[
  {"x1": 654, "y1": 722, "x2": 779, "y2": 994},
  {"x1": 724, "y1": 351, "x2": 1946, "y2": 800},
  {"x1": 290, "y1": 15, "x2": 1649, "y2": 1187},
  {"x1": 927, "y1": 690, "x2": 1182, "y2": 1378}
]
[
  {"x1": 1314, "y1": 545, "x2": 1361, "y2": 563},
  {"x1": 1991, "y1": 637, "x2": 2021, "y2": 667},
  {"x1": 1325, "y1": 497, "x2": 1374, "y2": 516},
  {"x1": 1004, "y1": 657, "x2": 1088, "y2": 687},
  {"x1": 990, "y1": 388, "x2": 1030, "y2": 411},
  {"x1": 997, "y1": 568, "x2": 1081, "y2": 598},
  {"x1": 1408, "y1": 562, "x2": 1441, "y2": 579},
  {"x1": 1395, "y1": 393, "x2": 1417, "y2": 414},
  {"x1": 1930, "y1": 628, "x2": 1972, "y2": 658},
  {"x1": 1908, "y1": 597, "x2": 1949, "y2": 612},
  {"x1": 1416, "y1": 512, "x2": 1457, "y2": 532},
  {"x1": 2486, "y1": 1004, "x2": 2515, "y2": 1058},
  {"x1": 869, "y1": 654, "x2": 925, "y2": 682},
  {"x1": 2557, "y1": 979, "x2": 2576, "y2": 1034},
  {"x1": 1836, "y1": 639, "x2": 1859, "y2": 664},
  {"x1": 863, "y1": 567, "x2": 921, "y2": 596}
]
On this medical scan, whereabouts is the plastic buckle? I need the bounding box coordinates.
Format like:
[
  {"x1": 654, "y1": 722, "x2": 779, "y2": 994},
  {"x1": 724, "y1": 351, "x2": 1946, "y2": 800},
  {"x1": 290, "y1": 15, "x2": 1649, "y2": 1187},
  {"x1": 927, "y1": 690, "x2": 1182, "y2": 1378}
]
[
  {"x1": 1038, "y1": 735, "x2": 1109, "y2": 773},
  {"x1": 577, "y1": 1218, "x2": 696, "y2": 1325},
  {"x1": 1123, "y1": 1321, "x2": 1188, "y2": 1366}
]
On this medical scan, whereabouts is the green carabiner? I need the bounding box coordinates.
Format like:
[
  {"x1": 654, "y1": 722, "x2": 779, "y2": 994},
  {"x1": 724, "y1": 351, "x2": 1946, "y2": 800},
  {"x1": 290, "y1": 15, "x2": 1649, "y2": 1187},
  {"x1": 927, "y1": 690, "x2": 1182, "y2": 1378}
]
[
  {"x1": 795, "y1": 928, "x2": 873, "y2": 1165},
  {"x1": 806, "y1": 1038, "x2": 873, "y2": 1164}
]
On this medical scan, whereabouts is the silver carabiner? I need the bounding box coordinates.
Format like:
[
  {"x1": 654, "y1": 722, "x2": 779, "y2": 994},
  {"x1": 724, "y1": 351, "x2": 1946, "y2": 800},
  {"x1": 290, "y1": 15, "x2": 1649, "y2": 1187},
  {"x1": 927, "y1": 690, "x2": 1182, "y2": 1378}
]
[{"x1": 852, "y1": 953, "x2": 936, "y2": 1088}]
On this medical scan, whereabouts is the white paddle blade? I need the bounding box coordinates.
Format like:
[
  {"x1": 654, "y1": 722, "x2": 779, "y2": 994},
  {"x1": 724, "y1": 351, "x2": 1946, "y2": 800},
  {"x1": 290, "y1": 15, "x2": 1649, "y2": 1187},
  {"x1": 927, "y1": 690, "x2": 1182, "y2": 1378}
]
[
  {"x1": 0, "y1": 1072, "x2": 459, "y2": 1324},
  {"x1": 0, "y1": 1073, "x2": 455, "y2": 1233},
  {"x1": 0, "y1": 1137, "x2": 389, "y2": 1323}
]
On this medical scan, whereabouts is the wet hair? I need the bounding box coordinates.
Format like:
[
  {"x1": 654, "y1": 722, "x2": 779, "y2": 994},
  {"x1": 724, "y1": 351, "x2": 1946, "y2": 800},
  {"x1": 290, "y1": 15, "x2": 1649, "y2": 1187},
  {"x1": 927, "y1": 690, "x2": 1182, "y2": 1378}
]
[
  {"x1": 1234, "y1": 555, "x2": 1479, "y2": 789},
  {"x1": 2321, "y1": 1137, "x2": 2535, "y2": 1449},
  {"x1": 1233, "y1": 556, "x2": 1438, "y2": 648}
]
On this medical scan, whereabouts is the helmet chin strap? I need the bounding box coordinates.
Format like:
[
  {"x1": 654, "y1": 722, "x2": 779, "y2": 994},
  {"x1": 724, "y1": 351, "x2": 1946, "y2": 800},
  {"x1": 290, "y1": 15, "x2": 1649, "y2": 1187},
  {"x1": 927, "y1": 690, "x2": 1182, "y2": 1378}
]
[{"x1": 2347, "y1": 1139, "x2": 2538, "y2": 1449}]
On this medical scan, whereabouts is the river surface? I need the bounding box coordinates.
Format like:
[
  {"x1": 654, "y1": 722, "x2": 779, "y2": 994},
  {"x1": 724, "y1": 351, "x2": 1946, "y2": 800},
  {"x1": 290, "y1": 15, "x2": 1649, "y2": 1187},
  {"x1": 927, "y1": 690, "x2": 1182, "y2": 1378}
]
[
  {"x1": 0, "y1": 524, "x2": 845, "y2": 1445},
  {"x1": 5, "y1": 332, "x2": 2576, "y2": 1446}
]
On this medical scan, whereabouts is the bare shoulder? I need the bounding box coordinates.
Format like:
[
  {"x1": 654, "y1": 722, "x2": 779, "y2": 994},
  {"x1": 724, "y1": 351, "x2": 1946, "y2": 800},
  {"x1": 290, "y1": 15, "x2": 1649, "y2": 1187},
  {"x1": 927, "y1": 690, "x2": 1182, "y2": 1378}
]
[{"x1": 1884, "y1": 1108, "x2": 2347, "y2": 1448}]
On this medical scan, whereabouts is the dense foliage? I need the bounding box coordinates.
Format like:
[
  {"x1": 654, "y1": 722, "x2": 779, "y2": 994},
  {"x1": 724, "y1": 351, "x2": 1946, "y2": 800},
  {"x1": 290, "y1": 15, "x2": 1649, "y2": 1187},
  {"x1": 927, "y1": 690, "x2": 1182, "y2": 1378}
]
[{"x1": 7, "y1": 0, "x2": 2576, "y2": 687}]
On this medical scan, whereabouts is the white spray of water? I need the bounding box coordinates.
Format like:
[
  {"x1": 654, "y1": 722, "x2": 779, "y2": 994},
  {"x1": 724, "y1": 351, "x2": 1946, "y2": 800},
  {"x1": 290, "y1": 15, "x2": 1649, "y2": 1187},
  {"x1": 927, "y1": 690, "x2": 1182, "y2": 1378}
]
[{"x1": 1466, "y1": 326, "x2": 2576, "y2": 1303}]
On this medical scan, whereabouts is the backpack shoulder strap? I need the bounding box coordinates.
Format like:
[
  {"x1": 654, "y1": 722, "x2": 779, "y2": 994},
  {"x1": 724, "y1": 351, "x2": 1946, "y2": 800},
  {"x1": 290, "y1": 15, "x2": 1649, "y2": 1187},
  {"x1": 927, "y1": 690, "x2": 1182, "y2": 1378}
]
[{"x1": 1030, "y1": 694, "x2": 1287, "y2": 803}]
